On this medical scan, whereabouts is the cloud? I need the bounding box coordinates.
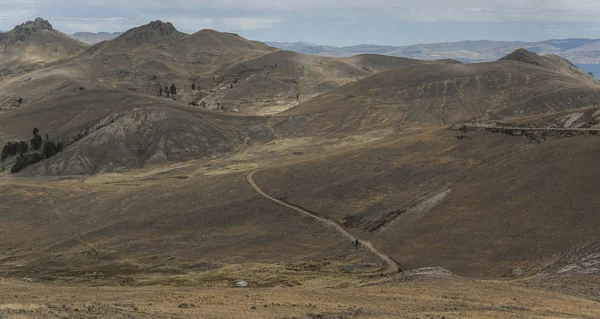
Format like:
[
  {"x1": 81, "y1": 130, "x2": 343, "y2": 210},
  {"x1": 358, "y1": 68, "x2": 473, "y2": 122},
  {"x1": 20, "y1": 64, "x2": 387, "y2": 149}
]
[
  {"x1": 3, "y1": 0, "x2": 600, "y2": 33},
  {"x1": 168, "y1": 17, "x2": 215, "y2": 32},
  {"x1": 222, "y1": 17, "x2": 283, "y2": 31},
  {"x1": 48, "y1": 16, "x2": 128, "y2": 32},
  {"x1": 73, "y1": 0, "x2": 600, "y2": 22}
]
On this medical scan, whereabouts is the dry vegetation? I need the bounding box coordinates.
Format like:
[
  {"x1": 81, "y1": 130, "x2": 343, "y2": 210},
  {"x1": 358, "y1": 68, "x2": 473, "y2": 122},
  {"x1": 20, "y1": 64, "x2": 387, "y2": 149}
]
[{"x1": 0, "y1": 18, "x2": 599, "y2": 318}]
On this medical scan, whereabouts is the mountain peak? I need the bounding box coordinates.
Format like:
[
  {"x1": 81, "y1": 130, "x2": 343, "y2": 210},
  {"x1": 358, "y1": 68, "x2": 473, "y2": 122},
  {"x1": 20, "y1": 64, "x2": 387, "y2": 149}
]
[
  {"x1": 499, "y1": 48, "x2": 544, "y2": 66},
  {"x1": 500, "y1": 48, "x2": 593, "y2": 81},
  {"x1": 116, "y1": 20, "x2": 184, "y2": 44},
  {"x1": 0, "y1": 17, "x2": 54, "y2": 44},
  {"x1": 146, "y1": 20, "x2": 176, "y2": 33},
  {"x1": 18, "y1": 17, "x2": 53, "y2": 31}
]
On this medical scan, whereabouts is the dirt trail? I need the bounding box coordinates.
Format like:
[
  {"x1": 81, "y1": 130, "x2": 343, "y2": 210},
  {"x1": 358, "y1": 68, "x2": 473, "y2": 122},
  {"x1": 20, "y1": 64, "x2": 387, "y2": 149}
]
[
  {"x1": 247, "y1": 169, "x2": 401, "y2": 275},
  {"x1": 469, "y1": 124, "x2": 600, "y2": 132}
]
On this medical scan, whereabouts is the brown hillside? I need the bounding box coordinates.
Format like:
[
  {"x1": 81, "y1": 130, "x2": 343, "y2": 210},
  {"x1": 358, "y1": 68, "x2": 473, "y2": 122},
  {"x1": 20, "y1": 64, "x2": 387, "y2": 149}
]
[
  {"x1": 280, "y1": 54, "x2": 600, "y2": 135},
  {"x1": 500, "y1": 48, "x2": 595, "y2": 81},
  {"x1": 0, "y1": 18, "x2": 87, "y2": 71},
  {"x1": 59, "y1": 24, "x2": 458, "y2": 115},
  {"x1": 0, "y1": 87, "x2": 273, "y2": 175},
  {"x1": 89, "y1": 20, "x2": 187, "y2": 52},
  {"x1": 3, "y1": 21, "x2": 600, "y2": 309},
  {"x1": 210, "y1": 51, "x2": 456, "y2": 114},
  {"x1": 252, "y1": 126, "x2": 600, "y2": 277}
]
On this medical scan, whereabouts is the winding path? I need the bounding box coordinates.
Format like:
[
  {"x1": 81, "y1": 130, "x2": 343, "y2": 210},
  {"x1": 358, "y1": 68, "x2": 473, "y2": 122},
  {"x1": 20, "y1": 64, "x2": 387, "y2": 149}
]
[{"x1": 247, "y1": 169, "x2": 401, "y2": 275}]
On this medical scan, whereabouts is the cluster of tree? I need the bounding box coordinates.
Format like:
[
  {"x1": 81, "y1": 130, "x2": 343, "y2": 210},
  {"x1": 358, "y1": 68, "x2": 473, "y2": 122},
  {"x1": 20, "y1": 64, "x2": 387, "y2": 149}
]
[
  {"x1": 43, "y1": 140, "x2": 63, "y2": 158},
  {"x1": 159, "y1": 84, "x2": 178, "y2": 97},
  {"x1": 2, "y1": 127, "x2": 65, "y2": 174},
  {"x1": 10, "y1": 153, "x2": 44, "y2": 173},
  {"x1": 1, "y1": 141, "x2": 28, "y2": 160}
]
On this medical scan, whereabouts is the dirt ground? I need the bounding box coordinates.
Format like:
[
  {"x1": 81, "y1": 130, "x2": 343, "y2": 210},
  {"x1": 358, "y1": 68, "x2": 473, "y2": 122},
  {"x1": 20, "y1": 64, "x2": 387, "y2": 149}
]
[{"x1": 1, "y1": 274, "x2": 599, "y2": 319}]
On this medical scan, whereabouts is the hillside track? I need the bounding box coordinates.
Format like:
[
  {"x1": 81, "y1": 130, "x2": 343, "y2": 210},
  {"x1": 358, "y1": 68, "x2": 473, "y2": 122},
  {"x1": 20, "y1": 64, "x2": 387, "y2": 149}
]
[{"x1": 247, "y1": 169, "x2": 401, "y2": 275}]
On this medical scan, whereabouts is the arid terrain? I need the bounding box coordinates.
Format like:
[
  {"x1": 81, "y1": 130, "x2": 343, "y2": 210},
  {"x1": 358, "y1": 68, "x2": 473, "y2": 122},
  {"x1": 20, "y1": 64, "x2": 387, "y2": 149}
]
[{"x1": 1, "y1": 18, "x2": 599, "y2": 319}]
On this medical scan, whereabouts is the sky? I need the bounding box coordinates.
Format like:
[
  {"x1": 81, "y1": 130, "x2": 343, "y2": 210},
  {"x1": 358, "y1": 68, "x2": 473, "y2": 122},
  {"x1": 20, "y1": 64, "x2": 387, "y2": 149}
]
[{"x1": 1, "y1": 0, "x2": 600, "y2": 46}]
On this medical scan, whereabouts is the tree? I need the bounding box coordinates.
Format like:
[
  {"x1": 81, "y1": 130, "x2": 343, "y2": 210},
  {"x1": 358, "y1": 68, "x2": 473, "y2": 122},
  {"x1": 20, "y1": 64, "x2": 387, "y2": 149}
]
[
  {"x1": 589, "y1": 72, "x2": 595, "y2": 77},
  {"x1": 18, "y1": 141, "x2": 28, "y2": 155},
  {"x1": 1, "y1": 141, "x2": 27, "y2": 161},
  {"x1": 43, "y1": 140, "x2": 59, "y2": 158},
  {"x1": 30, "y1": 134, "x2": 43, "y2": 151},
  {"x1": 170, "y1": 83, "x2": 177, "y2": 96}
]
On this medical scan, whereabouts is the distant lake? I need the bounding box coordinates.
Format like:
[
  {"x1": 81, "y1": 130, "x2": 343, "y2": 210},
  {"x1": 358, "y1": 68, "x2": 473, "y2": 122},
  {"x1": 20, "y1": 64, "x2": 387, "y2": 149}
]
[{"x1": 577, "y1": 64, "x2": 600, "y2": 79}]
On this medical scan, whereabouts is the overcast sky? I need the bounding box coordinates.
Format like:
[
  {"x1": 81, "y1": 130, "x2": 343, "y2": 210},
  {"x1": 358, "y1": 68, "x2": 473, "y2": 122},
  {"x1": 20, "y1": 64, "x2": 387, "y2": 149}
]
[{"x1": 2, "y1": 0, "x2": 600, "y2": 46}]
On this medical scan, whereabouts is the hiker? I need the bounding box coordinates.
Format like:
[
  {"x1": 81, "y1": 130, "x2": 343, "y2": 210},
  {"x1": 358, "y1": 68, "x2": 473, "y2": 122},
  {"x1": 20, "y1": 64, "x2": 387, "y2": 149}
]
[
  {"x1": 296, "y1": 93, "x2": 300, "y2": 101},
  {"x1": 159, "y1": 87, "x2": 162, "y2": 96}
]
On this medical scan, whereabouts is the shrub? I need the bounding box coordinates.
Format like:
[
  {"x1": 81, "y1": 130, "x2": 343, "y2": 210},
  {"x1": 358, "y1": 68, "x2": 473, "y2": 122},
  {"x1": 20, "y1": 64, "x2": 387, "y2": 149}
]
[
  {"x1": 11, "y1": 153, "x2": 43, "y2": 173},
  {"x1": 1, "y1": 141, "x2": 28, "y2": 161}
]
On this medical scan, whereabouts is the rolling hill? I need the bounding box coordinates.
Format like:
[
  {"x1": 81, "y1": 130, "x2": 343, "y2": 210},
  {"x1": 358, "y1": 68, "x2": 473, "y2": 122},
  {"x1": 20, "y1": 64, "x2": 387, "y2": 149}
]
[
  {"x1": 278, "y1": 49, "x2": 600, "y2": 136},
  {"x1": 1, "y1": 19, "x2": 599, "y2": 317},
  {"x1": 267, "y1": 38, "x2": 600, "y2": 64},
  {"x1": 69, "y1": 31, "x2": 123, "y2": 45},
  {"x1": 62, "y1": 22, "x2": 458, "y2": 115}
]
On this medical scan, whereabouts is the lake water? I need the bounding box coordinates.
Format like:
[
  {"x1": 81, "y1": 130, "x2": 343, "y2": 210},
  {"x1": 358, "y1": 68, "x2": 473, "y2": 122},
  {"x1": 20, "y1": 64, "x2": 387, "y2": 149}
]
[{"x1": 576, "y1": 64, "x2": 600, "y2": 79}]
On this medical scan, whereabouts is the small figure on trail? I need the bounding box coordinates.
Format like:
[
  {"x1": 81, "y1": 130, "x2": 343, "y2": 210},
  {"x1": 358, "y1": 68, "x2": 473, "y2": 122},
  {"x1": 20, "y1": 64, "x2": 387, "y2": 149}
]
[
  {"x1": 159, "y1": 87, "x2": 163, "y2": 96},
  {"x1": 192, "y1": 83, "x2": 196, "y2": 91},
  {"x1": 165, "y1": 85, "x2": 170, "y2": 98},
  {"x1": 170, "y1": 83, "x2": 177, "y2": 96},
  {"x1": 17, "y1": 97, "x2": 23, "y2": 104},
  {"x1": 230, "y1": 83, "x2": 234, "y2": 89},
  {"x1": 217, "y1": 102, "x2": 221, "y2": 110},
  {"x1": 354, "y1": 239, "x2": 360, "y2": 248},
  {"x1": 296, "y1": 93, "x2": 300, "y2": 101}
]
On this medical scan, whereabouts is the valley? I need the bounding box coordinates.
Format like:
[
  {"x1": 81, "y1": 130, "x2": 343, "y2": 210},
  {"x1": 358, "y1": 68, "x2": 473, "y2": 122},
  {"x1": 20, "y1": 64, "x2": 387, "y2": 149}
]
[{"x1": 0, "y1": 17, "x2": 599, "y2": 319}]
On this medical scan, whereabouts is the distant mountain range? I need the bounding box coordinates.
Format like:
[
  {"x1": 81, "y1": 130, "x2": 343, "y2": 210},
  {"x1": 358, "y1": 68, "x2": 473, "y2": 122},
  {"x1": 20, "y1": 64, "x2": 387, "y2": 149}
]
[
  {"x1": 65, "y1": 32, "x2": 600, "y2": 78},
  {"x1": 69, "y1": 31, "x2": 123, "y2": 44},
  {"x1": 67, "y1": 33, "x2": 600, "y2": 65},
  {"x1": 265, "y1": 39, "x2": 600, "y2": 64}
]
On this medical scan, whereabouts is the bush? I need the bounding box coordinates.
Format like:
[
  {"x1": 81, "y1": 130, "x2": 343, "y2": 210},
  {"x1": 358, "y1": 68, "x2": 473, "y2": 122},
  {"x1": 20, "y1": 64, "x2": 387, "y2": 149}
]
[
  {"x1": 1, "y1": 141, "x2": 28, "y2": 161},
  {"x1": 30, "y1": 134, "x2": 43, "y2": 150},
  {"x1": 5, "y1": 127, "x2": 68, "y2": 173},
  {"x1": 11, "y1": 153, "x2": 43, "y2": 173},
  {"x1": 43, "y1": 140, "x2": 60, "y2": 158}
]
